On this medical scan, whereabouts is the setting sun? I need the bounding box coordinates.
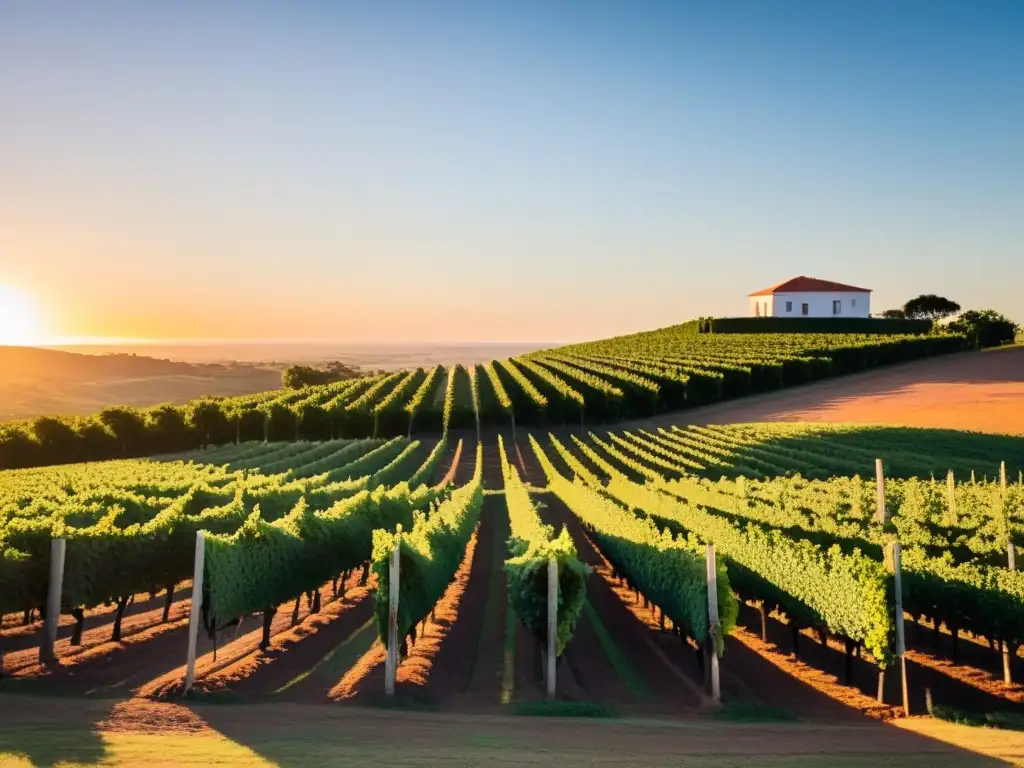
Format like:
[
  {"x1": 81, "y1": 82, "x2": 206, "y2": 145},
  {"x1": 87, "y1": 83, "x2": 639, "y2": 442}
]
[{"x1": 0, "y1": 285, "x2": 47, "y2": 345}]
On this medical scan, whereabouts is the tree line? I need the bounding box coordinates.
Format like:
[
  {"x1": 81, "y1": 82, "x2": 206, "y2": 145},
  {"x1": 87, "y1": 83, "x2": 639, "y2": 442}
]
[{"x1": 878, "y1": 294, "x2": 1018, "y2": 347}]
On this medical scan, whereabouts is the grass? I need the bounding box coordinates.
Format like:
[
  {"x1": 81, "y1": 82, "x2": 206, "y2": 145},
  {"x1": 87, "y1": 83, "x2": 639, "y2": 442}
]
[
  {"x1": 363, "y1": 692, "x2": 442, "y2": 711},
  {"x1": 930, "y1": 703, "x2": 1024, "y2": 731},
  {"x1": 582, "y1": 599, "x2": 648, "y2": 698},
  {"x1": 2, "y1": 693, "x2": 1018, "y2": 768},
  {"x1": 709, "y1": 700, "x2": 798, "y2": 722},
  {"x1": 511, "y1": 699, "x2": 616, "y2": 718}
]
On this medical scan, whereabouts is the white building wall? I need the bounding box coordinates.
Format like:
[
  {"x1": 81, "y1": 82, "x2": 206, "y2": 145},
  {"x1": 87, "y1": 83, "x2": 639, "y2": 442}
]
[
  {"x1": 749, "y1": 291, "x2": 870, "y2": 319},
  {"x1": 748, "y1": 295, "x2": 775, "y2": 317}
]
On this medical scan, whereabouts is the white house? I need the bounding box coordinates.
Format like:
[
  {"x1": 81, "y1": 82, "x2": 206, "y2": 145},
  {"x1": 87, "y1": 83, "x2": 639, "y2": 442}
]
[{"x1": 748, "y1": 277, "x2": 871, "y2": 319}]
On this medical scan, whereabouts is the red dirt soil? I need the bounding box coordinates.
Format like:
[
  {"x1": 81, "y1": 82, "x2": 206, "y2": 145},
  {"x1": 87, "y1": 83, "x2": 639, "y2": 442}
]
[
  {"x1": 636, "y1": 346, "x2": 1024, "y2": 435},
  {"x1": 330, "y1": 524, "x2": 482, "y2": 704},
  {"x1": 2, "y1": 593, "x2": 192, "y2": 676},
  {"x1": 1, "y1": 584, "x2": 192, "y2": 655},
  {"x1": 184, "y1": 569, "x2": 377, "y2": 699}
]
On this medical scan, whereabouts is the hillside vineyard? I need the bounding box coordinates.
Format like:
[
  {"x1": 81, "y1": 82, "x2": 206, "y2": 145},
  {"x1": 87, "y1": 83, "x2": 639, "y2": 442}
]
[
  {"x1": 1, "y1": 425, "x2": 1021, "y2": 701},
  {"x1": 0, "y1": 330, "x2": 968, "y2": 470}
]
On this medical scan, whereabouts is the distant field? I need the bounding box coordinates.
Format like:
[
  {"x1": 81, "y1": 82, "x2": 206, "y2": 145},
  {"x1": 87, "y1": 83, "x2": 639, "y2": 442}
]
[
  {"x1": 0, "y1": 342, "x2": 550, "y2": 421},
  {"x1": 0, "y1": 346, "x2": 284, "y2": 420}
]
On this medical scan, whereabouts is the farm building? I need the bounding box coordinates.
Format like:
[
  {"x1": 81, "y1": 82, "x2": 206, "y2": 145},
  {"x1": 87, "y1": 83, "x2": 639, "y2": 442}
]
[{"x1": 748, "y1": 277, "x2": 871, "y2": 319}]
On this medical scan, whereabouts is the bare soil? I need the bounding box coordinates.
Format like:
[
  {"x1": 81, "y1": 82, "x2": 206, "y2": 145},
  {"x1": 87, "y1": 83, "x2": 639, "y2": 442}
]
[
  {"x1": 537, "y1": 490, "x2": 704, "y2": 715},
  {"x1": 1, "y1": 583, "x2": 191, "y2": 653},
  {"x1": 330, "y1": 525, "x2": 482, "y2": 704},
  {"x1": 632, "y1": 346, "x2": 1024, "y2": 435}
]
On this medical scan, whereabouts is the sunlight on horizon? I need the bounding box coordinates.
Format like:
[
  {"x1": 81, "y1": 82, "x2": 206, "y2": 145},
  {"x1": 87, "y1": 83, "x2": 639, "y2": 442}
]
[{"x1": 0, "y1": 285, "x2": 48, "y2": 345}]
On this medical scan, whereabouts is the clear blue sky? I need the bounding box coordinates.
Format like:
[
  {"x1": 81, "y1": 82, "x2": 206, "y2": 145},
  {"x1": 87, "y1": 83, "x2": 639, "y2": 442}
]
[{"x1": 1, "y1": 1, "x2": 1021, "y2": 343}]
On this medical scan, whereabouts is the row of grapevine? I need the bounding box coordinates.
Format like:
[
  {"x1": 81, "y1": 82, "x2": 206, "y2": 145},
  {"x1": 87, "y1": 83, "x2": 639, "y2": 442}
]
[
  {"x1": 478, "y1": 362, "x2": 514, "y2": 429},
  {"x1": 528, "y1": 357, "x2": 625, "y2": 423},
  {"x1": 569, "y1": 427, "x2": 1024, "y2": 663},
  {"x1": 203, "y1": 481, "x2": 442, "y2": 636},
  {"x1": 371, "y1": 444, "x2": 484, "y2": 653},
  {"x1": 0, "y1": 328, "x2": 977, "y2": 469},
  {"x1": 498, "y1": 436, "x2": 587, "y2": 655},
  {"x1": 529, "y1": 435, "x2": 736, "y2": 656},
  {"x1": 0, "y1": 436, "x2": 445, "y2": 638}
]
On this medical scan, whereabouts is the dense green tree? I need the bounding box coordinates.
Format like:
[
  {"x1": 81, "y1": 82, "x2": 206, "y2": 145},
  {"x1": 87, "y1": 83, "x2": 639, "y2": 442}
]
[
  {"x1": 948, "y1": 310, "x2": 1019, "y2": 348},
  {"x1": 0, "y1": 425, "x2": 40, "y2": 469},
  {"x1": 282, "y1": 362, "x2": 360, "y2": 389},
  {"x1": 902, "y1": 294, "x2": 961, "y2": 321},
  {"x1": 75, "y1": 417, "x2": 118, "y2": 461},
  {"x1": 147, "y1": 404, "x2": 196, "y2": 453},
  {"x1": 99, "y1": 406, "x2": 150, "y2": 457},
  {"x1": 187, "y1": 399, "x2": 232, "y2": 447},
  {"x1": 877, "y1": 309, "x2": 906, "y2": 319},
  {"x1": 32, "y1": 416, "x2": 81, "y2": 464}
]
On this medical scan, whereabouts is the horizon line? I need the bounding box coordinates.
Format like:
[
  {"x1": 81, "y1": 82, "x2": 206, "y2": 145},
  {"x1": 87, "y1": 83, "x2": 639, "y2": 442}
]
[{"x1": 35, "y1": 337, "x2": 568, "y2": 347}]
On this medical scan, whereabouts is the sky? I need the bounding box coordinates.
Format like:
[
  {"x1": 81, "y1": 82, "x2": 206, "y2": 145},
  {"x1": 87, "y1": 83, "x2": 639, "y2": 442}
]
[{"x1": 1, "y1": 1, "x2": 1022, "y2": 344}]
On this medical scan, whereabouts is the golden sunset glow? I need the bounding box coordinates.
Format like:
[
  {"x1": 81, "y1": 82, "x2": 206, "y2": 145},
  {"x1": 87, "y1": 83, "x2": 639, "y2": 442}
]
[{"x1": 0, "y1": 285, "x2": 47, "y2": 345}]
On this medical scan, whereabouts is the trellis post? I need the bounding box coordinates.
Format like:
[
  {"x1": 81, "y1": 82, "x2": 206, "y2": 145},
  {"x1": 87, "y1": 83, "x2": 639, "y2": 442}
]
[
  {"x1": 706, "y1": 544, "x2": 721, "y2": 704},
  {"x1": 385, "y1": 535, "x2": 401, "y2": 696},
  {"x1": 546, "y1": 557, "x2": 558, "y2": 699},
  {"x1": 40, "y1": 538, "x2": 67, "y2": 665},
  {"x1": 184, "y1": 531, "x2": 205, "y2": 693},
  {"x1": 892, "y1": 542, "x2": 909, "y2": 716}
]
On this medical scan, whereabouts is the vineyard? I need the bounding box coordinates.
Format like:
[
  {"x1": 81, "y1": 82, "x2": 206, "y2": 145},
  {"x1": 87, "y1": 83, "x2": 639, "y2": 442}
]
[
  {"x1": 0, "y1": 329, "x2": 972, "y2": 471},
  {"x1": 2, "y1": 420, "x2": 1023, "y2": 732}
]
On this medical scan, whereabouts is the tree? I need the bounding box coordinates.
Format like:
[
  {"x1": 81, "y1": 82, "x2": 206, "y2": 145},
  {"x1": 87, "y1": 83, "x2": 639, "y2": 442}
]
[
  {"x1": 32, "y1": 416, "x2": 81, "y2": 465},
  {"x1": 147, "y1": 404, "x2": 196, "y2": 453},
  {"x1": 948, "y1": 310, "x2": 1019, "y2": 349},
  {"x1": 0, "y1": 425, "x2": 40, "y2": 469},
  {"x1": 902, "y1": 294, "x2": 961, "y2": 321},
  {"x1": 878, "y1": 309, "x2": 906, "y2": 319},
  {"x1": 99, "y1": 406, "x2": 150, "y2": 457},
  {"x1": 186, "y1": 399, "x2": 232, "y2": 447},
  {"x1": 75, "y1": 418, "x2": 118, "y2": 461},
  {"x1": 282, "y1": 362, "x2": 362, "y2": 389}
]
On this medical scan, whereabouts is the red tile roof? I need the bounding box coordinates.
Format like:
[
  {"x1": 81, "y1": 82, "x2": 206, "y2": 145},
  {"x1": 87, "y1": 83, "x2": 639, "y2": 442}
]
[{"x1": 749, "y1": 276, "x2": 872, "y2": 296}]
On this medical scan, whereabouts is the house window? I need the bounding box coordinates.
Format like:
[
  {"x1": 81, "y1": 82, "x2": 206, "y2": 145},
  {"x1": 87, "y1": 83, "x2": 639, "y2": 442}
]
[
  {"x1": 801, "y1": 303, "x2": 809, "y2": 316},
  {"x1": 786, "y1": 301, "x2": 793, "y2": 313},
  {"x1": 851, "y1": 298, "x2": 857, "y2": 308},
  {"x1": 833, "y1": 300, "x2": 842, "y2": 315},
  {"x1": 763, "y1": 302, "x2": 768, "y2": 316},
  {"x1": 755, "y1": 301, "x2": 760, "y2": 317}
]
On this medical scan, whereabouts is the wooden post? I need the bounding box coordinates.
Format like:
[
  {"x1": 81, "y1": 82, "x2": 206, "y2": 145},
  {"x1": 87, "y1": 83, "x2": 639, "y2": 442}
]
[
  {"x1": 546, "y1": 557, "x2": 557, "y2": 699},
  {"x1": 946, "y1": 470, "x2": 957, "y2": 524},
  {"x1": 892, "y1": 542, "x2": 910, "y2": 716},
  {"x1": 385, "y1": 537, "x2": 401, "y2": 696},
  {"x1": 40, "y1": 538, "x2": 66, "y2": 665},
  {"x1": 875, "y1": 459, "x2": 887, "y2": 525},
  {"x1": 705, "y1": 544, "x2": 721, "y2": 704},
  {"x1": 184, "y1": 532, "x2": 205, "y2": 693}
]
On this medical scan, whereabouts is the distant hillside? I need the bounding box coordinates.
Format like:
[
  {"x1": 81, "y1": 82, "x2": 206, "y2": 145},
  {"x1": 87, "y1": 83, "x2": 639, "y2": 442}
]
[{"x1": 0, "y1": 345, "x2": 283, "y2": 419}]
